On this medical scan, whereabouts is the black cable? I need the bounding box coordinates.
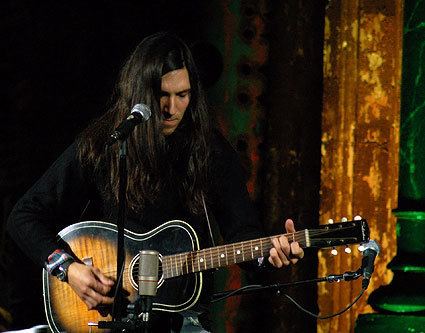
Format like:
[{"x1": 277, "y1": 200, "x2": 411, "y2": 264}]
[
  {"x1": 211, "y1": 284, "x2": 263, "y2": 303},
  {"x1": 212, "y1": 283, "x2": 366, "y2": 320},
  {"x1": 283, "y1": 287, "x2": 366, "y2": 320}
]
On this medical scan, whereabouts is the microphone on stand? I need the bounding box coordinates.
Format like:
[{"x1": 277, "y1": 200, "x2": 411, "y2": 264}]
[
  {"x1": 138, "y1": 250, "x2": 159, "y2": 323},
  {"x1": 107, "y1": 103, "x2": 151, "y2": 146},
  {"x1": 361, "y1": 240, "x2": 380, "y2": 289}
]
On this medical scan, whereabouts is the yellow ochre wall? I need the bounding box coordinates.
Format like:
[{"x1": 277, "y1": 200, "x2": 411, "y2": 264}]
[{"x1": 319, "y1": 1, "x2": 403, "y2": 332}]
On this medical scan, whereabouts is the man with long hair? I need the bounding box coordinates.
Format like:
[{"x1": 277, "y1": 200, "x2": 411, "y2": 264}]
[{"x1": 7, "y1": 32, "x2": 303, "y2": 332}]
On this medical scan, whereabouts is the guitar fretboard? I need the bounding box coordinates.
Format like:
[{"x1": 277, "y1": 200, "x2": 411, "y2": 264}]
[{"x1": 161, "y1": 230, "x2": 310, "y2": 279}]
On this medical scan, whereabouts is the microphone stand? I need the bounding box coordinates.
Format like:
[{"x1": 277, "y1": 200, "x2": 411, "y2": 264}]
[
  {"x1": 97, "y1": 142, "x2": 158, "y2": 331},
  {"x1": 93, "y1": 140, "x2": 133, "y2": 331},
  {"x1": 96, "y1": 106, "x2": 153, "y2": 331},
  {"x1": 211, "y1": 268, "x2": 363, "y2": 302},
  {"x1": 111, "y1": 140, "x2": 128, "y2": 321}
]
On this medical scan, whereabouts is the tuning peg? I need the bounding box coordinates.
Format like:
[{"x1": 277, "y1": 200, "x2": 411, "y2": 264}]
[
  {"x1": 344, "y1": 245, "x2": 352, "y2": 254},
  {"x1": 354, "y1": 215, "x2": 362, "y2": 220},
  {"x1": 341, "y1": 217, "x2": 348, "y2": 222},
  {"x1": 327, "y1": 219, "x2": 334, "y2": 224},
  {"x1": 331, "y1": 247, "x2": 338, "y2": 256},
  {"x1": 358, "y1": 244, "x2": 365, "y2": 252}
]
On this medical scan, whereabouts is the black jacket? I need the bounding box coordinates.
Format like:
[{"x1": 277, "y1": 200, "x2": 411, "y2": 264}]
[{"x1": 7, "y1": 131, "x2": 264, "y2": 268}]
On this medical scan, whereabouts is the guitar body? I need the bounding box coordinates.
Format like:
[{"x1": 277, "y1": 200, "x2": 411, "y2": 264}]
[{"x1": 43, "y1": 220, "x2": 202, "y2": 333}]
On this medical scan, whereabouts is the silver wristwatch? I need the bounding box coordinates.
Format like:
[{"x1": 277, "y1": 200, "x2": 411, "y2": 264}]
[{"x1": 55, "y1": 260, "x2": 74, "y2": 282}]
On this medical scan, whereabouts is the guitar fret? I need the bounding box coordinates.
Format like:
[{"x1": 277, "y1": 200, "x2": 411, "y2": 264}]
[
  {"x1": 179, "y1": 253, "x2": 183, "y2": 275},
  {"x1": 161, "y1": 258, "x2": 166, "y2": 278},
  {"x1": 241, "y1": 242, "x2": 245, "y2": 261},
  {"x1": 175, "y1": 255, "x2": 179, "y2": 275},
  {"x1": 163, "y1": 257, "x2": 170, "y2": 279},
  {"x1": 185, "y1": 253, "x2": 189, "y2": 274},
  {"x1": 209, "y1": 249, "x2": 213, "y2": 270},
  {"x1": 260, "y1": 239, "x2": 264, "y2": 255},
  {"x1": 219, "y1": 247, "x2": 225, "y2": 268},
  {"x1": 167, "y1": 256, "x2": 174, "y2": 277},
  {"x1": 188, "y1": 252, "x2": 192, "y2": 273},
  {"x1": 176, "y1": 254, "x2": 181, "y2": 275},
  {"x1": 198, "y1": 250, "x2": 205, "y2": 270},
  {"x1": 170, "y1": 257, "x2": 175, "y2": 277},
  {"x1": 225, "y1": 246, "x2": 228, "y2": 266},
  {"x1": 190, "y1": 252, "x2": 195, "y2": 273},
  {"x1": 250, "y1": 240, "x2": 254, "y2": 259}
]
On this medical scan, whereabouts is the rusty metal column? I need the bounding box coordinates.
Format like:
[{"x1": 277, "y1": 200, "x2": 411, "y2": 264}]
[
  {"x1": 356, "y1": 1, "x2": 425, "y2": 331},
  {"x1": 320, "y1": 1, "x2": 402, "y2": 332}
]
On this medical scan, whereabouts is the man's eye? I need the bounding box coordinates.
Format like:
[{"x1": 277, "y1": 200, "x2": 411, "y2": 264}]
[{"x1": 178, "y1": 92, "x2": 190, "y2": 98}]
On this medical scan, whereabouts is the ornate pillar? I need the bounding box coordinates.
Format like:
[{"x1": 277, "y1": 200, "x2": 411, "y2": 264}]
[
  {"x1": 321, "y1": 0, "x2": 402, "y2": 332},
  {"x1": 356, "y1": 1, "x2": 425, "y2": 331}
]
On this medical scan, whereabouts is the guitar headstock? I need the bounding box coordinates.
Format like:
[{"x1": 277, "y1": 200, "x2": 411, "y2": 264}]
[{"x1": 306, "y1": 216, "x2": 369, "y2": 249}]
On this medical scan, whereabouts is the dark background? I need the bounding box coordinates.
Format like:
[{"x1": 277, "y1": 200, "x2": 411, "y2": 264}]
[{"x1": 0, "y1": 1, "x2": 324, "y2": 331}]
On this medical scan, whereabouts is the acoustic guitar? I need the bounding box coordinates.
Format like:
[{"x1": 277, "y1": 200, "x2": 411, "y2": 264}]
[{"x1": 43, "y1": 218, "x2": 369, "y2": 332}]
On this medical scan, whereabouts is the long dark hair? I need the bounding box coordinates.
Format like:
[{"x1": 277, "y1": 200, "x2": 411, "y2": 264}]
[{"x1": 77, "y1": 32, "x2": 212, "y2": 214}]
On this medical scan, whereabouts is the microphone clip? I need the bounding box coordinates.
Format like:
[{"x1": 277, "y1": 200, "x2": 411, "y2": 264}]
[{"x1": 360, "y1": 240, "x2": 380, "y2": 289}]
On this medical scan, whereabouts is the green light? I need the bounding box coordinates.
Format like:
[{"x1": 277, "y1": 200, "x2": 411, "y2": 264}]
[
  {"x1": 401, "y1": 265, "x2": 425, "y2": 273},
  {"x1": 372, "y1": 293, "x2": 425, "y2": 313},
  {"x1": 379, "y1": 303, "x2": 425, "y2": 313},
  {"x1": 399, "y1": 0, "x2": 425, "y2": 202},
  {"x1": 394, "y1": 211, "x2": 425, "y2": 220},
  {"x1": 392, "y1": 211, "x2": 425, "y2": 253},
  {"x1": 355, "y1": 314, "x2": 425, "y2": 333}
]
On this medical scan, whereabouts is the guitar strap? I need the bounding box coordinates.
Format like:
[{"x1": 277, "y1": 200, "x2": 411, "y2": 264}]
[
  {"x1": 79, "y1": 200, "x2": 92, "y2": 220},
  {"x1": 201, "y1": 194, "x2": 216, "y2": 247}
]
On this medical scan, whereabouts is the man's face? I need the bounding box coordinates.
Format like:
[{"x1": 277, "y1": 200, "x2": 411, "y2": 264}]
[{"x1": 160, "y1": 68, "x2": 191, "y2": 136}]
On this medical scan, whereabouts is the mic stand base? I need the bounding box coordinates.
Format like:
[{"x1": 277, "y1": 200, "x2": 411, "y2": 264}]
[{"x1": 96, "y1": 296, "x2": 153, "y2": 333}]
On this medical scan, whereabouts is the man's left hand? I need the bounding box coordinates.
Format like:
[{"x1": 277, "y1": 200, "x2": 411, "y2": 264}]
[{"x1": 268, "y1": 219, "x2": 304, "y2": 268}]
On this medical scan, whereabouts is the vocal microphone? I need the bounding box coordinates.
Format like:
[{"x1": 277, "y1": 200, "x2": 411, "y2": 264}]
[
  {"x1": 138, "y1": 250, "x2": 159, "y2": 322},
  {"x1": 361, "y1": 240, "x2": 380, "y2": 289},
  {"x1": 107, "y1": 103, "x2": 151, "y2": 146}
]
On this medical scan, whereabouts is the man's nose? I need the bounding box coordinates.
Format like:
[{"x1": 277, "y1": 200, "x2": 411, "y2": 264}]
[{"x1": 166, "y1": 96, "x2": 177, "y2": 115}]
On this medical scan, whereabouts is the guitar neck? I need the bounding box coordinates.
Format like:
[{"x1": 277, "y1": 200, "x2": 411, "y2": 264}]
[
  {"x1": 160, "y1": 218, "x2": 370, "y2": 279},
  {"x1": 161, "y1": 230, "x2": 310, "y2": 279}
]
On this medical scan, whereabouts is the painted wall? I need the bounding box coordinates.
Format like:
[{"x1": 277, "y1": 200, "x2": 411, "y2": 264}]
[{"x1": 320, "y1": 1, "x2": 402, "y2": 332}]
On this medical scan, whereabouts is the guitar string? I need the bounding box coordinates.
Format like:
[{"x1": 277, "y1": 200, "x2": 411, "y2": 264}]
[
  {"x1": 141, "y1": 244, "x2": 360, "y2": 278},
  {"x1": 97, "y1": 225, "x2": 363, "y2": 278},
  {"x1": 157, "y1": 226, "x2": 363, "y2": 276},
  {"x1": 100, "y1": 234, "x2": 359, "y2": 280},
  {"x1": 111, "y1": 226, "x2": 360, "y2": 276},
  {"x1": 134, "y1": 226, "x2": 361, "y2": 274},
  {"x1": 159, "y1": 225, "x2": 360, "y2": 266}
]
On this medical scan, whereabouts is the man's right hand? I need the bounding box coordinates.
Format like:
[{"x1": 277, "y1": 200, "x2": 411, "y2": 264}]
[{"x1": 67, "y1": 262, "x2": 114, "y2": 310}]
